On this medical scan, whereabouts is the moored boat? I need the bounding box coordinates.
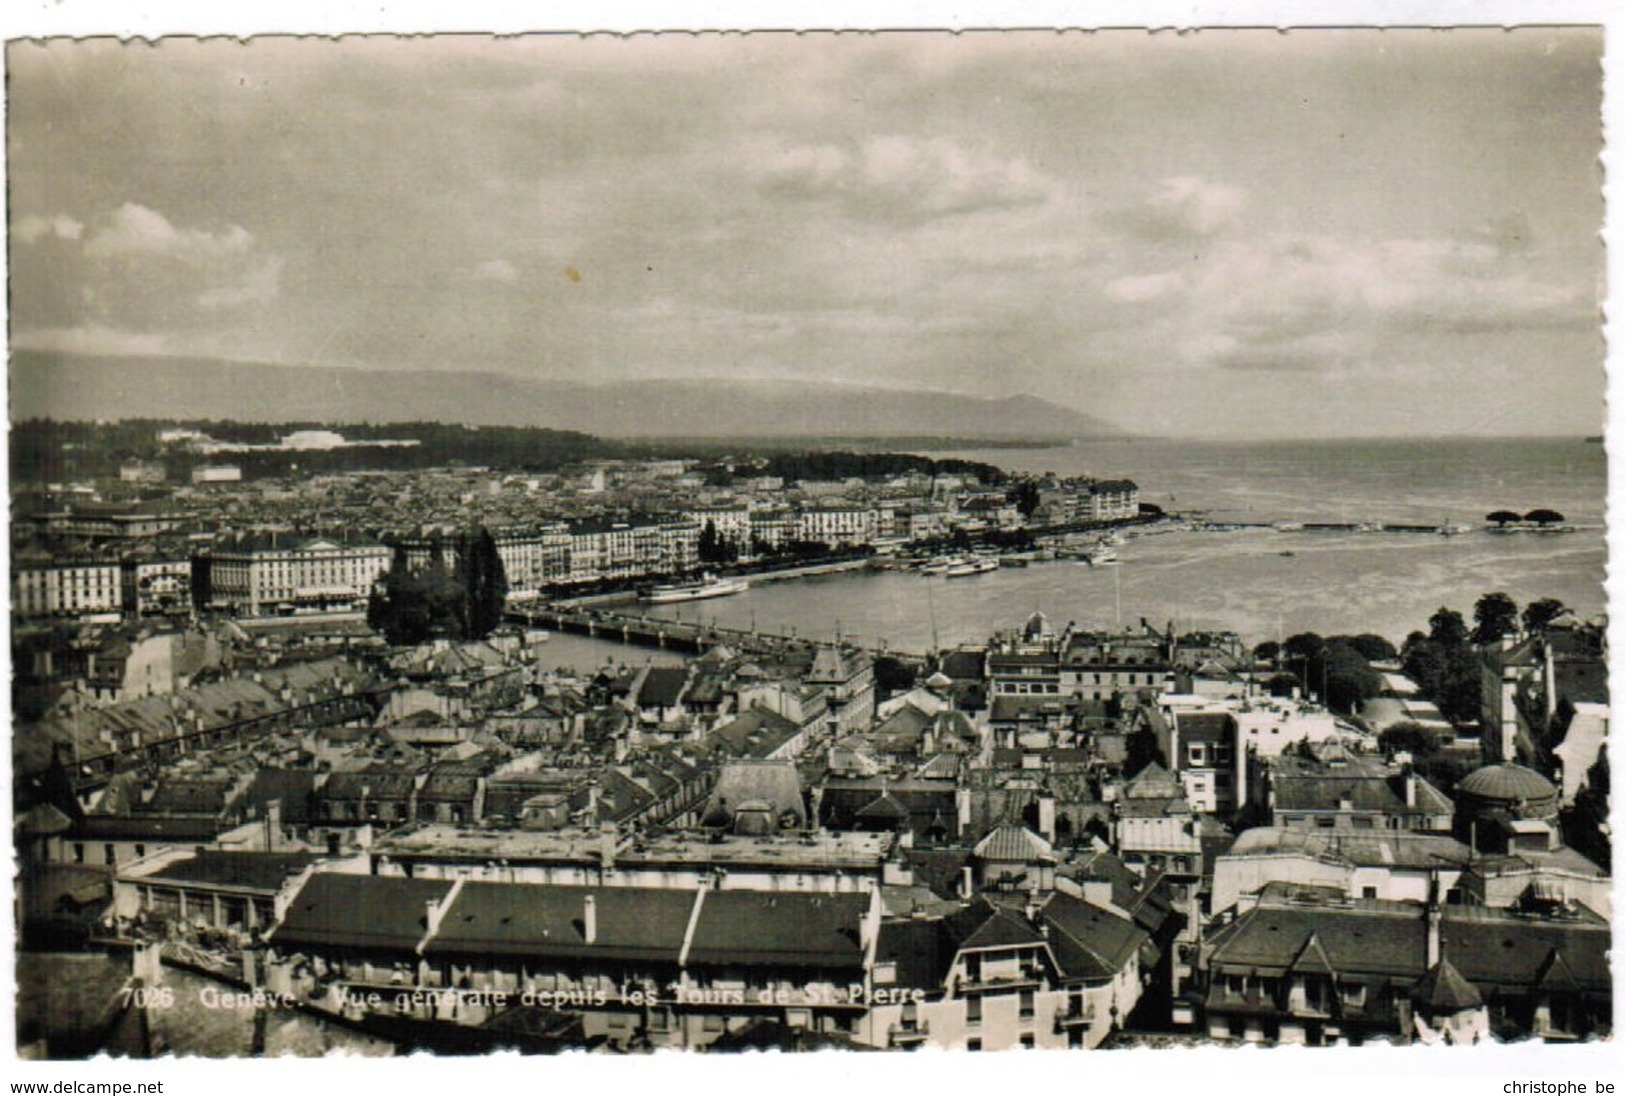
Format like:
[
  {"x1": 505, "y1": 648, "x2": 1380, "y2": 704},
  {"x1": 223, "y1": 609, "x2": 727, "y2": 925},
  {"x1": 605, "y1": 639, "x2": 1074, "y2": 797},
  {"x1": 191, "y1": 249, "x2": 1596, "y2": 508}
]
[
  {"x1": 944, "y1": 556, "x2": 999, "y2": 577},
  {"x1": 640, "y1": 573, "x2": 750, "y2": 603}
]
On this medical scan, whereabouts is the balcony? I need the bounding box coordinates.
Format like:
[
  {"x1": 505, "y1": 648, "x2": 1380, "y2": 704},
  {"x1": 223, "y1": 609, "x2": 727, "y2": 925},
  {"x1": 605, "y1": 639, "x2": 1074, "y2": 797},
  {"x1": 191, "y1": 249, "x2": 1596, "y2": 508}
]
[
  {"x1": 1054, "y1": 1006, "x2": 1096, "y2": 1032},
  {"x1": 888, "y1": 1020, "x2": 931, "y2": 1047},
  {"x1": 959, "y1": 966, "x2": 1047, "y2": 992}
]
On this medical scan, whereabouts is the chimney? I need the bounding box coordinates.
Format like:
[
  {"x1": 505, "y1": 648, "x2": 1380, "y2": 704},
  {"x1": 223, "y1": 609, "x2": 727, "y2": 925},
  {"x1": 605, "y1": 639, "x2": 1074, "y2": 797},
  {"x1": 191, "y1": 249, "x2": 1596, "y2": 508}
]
[
  {"x1": 960, "y1": 865, "x2": 975, "y2": 899},
  {"x1": 265, "y1": 798, "x2": 282, "y2": 851},
  {"x1": 583, "y1": 894, "x2": 598, "y2": 945},
  {"x1": 1404, "y1": 768, "x2": 1417, "y2": 809},
  {"x1": 1425, "y1": 871, "x2": 1442, "y2": 967},
  {"x1": 1082, "y1": 879, "x2": 1115, "y2": 909},
  {"x1": 600, "y1": 822, "x2": 617, "y2": 872},
  {"x1": 1037, "y1": 794, "x2": 1057, "y2": 842}
]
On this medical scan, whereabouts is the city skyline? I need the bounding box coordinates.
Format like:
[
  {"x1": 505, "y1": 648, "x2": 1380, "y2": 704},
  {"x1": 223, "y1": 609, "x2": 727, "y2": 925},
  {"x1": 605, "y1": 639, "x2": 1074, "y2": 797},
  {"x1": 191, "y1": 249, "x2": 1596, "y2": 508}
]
[{"x1": 7, "y1": 29, "x2": 1607, "y2": 440}]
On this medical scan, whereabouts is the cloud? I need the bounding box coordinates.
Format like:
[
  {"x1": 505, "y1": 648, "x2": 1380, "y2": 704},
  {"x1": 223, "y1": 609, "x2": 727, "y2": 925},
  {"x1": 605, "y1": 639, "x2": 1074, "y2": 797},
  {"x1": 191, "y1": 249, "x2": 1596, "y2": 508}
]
[
  {"x1": 84, "y1": 202, "x2": 253, "y2": 264},
  {"x1": 13, "y1": 324, "x2": 170, "y2": 357},
  {"x1": 756, "y1": 135, "x2": 1058, "y2": 221},
  {"x1": 197, "y1": 258, "x2": 284, "y2": 310},
  {"x1": 1166, "y1": 230, "x2": 1596, "y2": 378},
  {"x1": 1105, "y1": 270, "x2": 1186, "y2": 303},
  {"x1": 472, "y1": 258, "x2": 519, "y2": 282},
  {"x1": 1113, "y1": 175, "x2": 1247, "y2": 240},
  {"x1": 15, "y1": 213, "x2": 84, "y2": 244}
]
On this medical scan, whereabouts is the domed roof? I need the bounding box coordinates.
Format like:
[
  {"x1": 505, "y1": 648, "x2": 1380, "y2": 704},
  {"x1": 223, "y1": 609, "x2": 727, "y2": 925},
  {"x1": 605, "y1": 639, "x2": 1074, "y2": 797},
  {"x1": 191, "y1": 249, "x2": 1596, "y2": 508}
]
[{"x1": 1457, "y1": 762, "x2": 1557, "y2": 803}]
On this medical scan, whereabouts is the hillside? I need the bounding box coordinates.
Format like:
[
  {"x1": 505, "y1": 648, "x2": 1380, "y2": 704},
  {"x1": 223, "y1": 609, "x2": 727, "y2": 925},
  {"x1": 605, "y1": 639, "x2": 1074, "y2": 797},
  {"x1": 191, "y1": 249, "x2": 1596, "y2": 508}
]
[{"x1": 9, "y1": 352, "x2": 1122, "y2": 441}]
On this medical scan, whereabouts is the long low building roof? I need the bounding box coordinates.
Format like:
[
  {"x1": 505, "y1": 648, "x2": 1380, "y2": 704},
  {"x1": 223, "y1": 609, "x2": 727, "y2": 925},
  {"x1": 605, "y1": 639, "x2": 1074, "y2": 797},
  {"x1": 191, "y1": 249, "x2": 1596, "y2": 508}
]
[
  {"x1": 686, "y1": 891, "x2": 870, "y2": 970},
  {"x1": 423, "y1": 882, "x2": 693, "y2": 964},
  {"x1": 269, "y1": 873, "x2": 452, "y2": 953}
]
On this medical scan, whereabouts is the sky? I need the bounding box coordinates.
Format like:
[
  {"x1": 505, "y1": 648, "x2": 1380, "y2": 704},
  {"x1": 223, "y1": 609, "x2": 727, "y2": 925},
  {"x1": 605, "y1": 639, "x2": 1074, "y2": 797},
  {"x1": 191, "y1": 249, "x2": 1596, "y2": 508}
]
[{"x1": 6, "y1": 29, "x2": 1607, "y2": 438}]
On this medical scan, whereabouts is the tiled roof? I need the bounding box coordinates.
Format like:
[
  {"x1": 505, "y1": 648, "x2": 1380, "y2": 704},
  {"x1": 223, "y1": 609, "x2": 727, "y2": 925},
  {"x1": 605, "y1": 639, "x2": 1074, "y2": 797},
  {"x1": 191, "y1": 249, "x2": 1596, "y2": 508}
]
[
  {"x1": 1442, "y1": 909, "x2": 1610, "y2": 992},
  {"x1": 973, "y1": 824, "x2": 1055, "y2": 863},
  {"x1": 1123, "y1": 761, "x2": 1181, "y2": 800},
  {"x1": 1037, "y1": 890, "x2": 1148, "y2": 980},
  {"x1": 941, "y1": 899, "x2": 1045, "y2": 952},
  {"x1": 704, "y1": 760, "x2": 806, "y2": 829},
  {"x1": 637, "y1": 666, "x2": 689, "y2": 710},
  {"x1": 423, "y1": 882, "x2": 693, "y2": 964},
  {"x1": 877, "y1": 917, "x2": 952, "y2": 992},
  {"x1": 1223, "y1": 827, "x2": 1472, "y2": 869},
  {"x1": 68, "y1": 815, "x2": 229, "y2": 842},
  {"x1": 1272, "y1": 771, "x2": 1452, "y2": 816},
  {"x1": 1205, "y1": 903, "x2": 1426, "y2": 979},
  {"x1": 143, "y1": 851, "x2": 317, "y2": 892},
  {"x1": 1412, "y1": 957, "x2": 1482, "y2": 1011},
  {"x1": 687, "y1": 891, "x2": 869, "y2": 969},
  {"x1": 706, "y1": 708, "x2": 801, "y2": 759},
  {"x1": 270, "y1": 873, "x2": 452, "y2": 952}
]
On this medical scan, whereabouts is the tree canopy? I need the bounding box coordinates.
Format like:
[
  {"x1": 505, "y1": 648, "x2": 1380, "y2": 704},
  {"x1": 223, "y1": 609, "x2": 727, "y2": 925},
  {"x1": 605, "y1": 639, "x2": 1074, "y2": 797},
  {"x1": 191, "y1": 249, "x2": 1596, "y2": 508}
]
[
  {"x1": 1524, "y1": 508, "x2": 1566, "y2": 526},
  {"x1": 1428, "y1": 608, "x2": 1468, "y2": 649},
  {"x1": 1007, "y1": 480, "x2": 1043, "y2": 519},
  {"x1": 1378, "y1": 721, "x2": 1441, "y2": 757},
  {"x1": 1471, "y1": 592, "x2": 1519, "y2": 645},
  {"x1": 1339, "y1": 633, "x2": 1398, "y2": 662},
  {"x1": 1522, "y1": 597, "x2": 1567, "y2": 634},
  {"x1": 367, "y1": 526, "x2": 508, "y2": 645}
]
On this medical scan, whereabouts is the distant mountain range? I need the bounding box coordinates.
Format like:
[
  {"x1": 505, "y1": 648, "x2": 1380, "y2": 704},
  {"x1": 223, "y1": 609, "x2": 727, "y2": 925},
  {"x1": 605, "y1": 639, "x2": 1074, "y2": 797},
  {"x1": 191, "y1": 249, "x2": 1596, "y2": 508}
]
[{"x1": 9, "y1": 351, "x2": 1123, "y2": 441}]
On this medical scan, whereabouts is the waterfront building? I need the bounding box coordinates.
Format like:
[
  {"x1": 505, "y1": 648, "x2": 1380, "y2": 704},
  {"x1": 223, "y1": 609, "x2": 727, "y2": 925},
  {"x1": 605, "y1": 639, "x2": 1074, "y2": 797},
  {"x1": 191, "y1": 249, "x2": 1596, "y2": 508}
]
[
  {"x1": 795, "y1": 504, "x2": 878, "y2": 548},
  {"x1": 685, "y1": 506, "x2": 752, "y2": 551},
  {"x1": 1061, "y1": 630, "x2": 1174, "y2": 704},
  {"x1": 1086, "y1": 480, "x2": 1140, "y2": 521},
  {"x1": 120, "y1": 555, "x2": 193, "y2": 616},
  {"x1": 206, "y1": 533, "x2": 390, "y2": 616},
  {"x1": 12, "y1": 556, "x2": 124, "y2": 617}
]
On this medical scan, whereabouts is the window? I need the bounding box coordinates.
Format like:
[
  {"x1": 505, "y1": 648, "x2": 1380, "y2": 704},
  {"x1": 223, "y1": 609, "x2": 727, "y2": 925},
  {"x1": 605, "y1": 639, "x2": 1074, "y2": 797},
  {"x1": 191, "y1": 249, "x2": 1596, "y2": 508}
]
[
  {"x1": 1361, "y1": 886, "x2": 1378, "y2": 900},
  {"x1": 104, "y1": 844, "x2": 117, "y2": 866},
  {"x1": 966, "y1": 1038, "x2": 982, "y2": 1052},
  {"x1": 966, "y1": 996, "x2": 982, "y2": 1026},
  {"x1": 1019, "y1": 1034, "x2": 1035, "y2": 1049},
  {"x1": 73, "y1": 843, "x2": 85, "y2": 864},
  {"x1": 1316, "y1": 816, "x2": 1336, "y2": 829},
  {"x1": 1019, "y1": 989, "x2": 1035, "y2": 1019},
  {"x1": 965, "y1": 954, "x2": 981, "y2": 982}
]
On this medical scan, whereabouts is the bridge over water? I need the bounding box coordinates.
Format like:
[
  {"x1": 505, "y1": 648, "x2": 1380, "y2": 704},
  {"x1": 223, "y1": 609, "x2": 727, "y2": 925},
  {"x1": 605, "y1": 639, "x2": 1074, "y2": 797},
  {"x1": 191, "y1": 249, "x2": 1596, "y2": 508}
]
[{"x1": 507, "y1": 601, "x2": 926, "y2": 668}]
